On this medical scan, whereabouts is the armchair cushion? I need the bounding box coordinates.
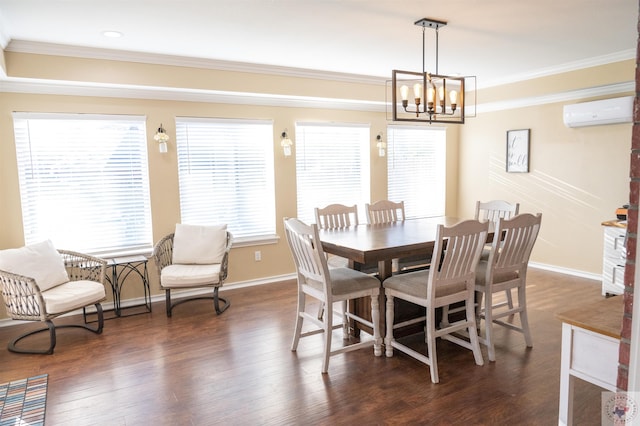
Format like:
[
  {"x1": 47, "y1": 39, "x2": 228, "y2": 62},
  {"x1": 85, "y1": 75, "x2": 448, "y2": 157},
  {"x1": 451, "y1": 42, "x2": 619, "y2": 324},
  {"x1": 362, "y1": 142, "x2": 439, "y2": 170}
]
[
  {"x1": 160, "y1": 264, "x2": 222, "y2": 288},
  {"x1": 42, "y1": 280, "x2": 106, "y2": 314},
  {"x1": 172, "y1": 224, "x2": 227, "y2": 265},
  {"x1": 0, "y1": 240, "x2": 69, "y2": 291}
]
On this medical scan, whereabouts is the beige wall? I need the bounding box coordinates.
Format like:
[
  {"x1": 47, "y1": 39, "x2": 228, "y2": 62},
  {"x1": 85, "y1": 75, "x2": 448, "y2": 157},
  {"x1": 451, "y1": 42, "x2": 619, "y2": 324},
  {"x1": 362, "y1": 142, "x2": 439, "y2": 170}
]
[
  {"x1": 0, "y1": 49, "x2": 633, "y2": 318},
  {"x1": 459, "y1": 61, "x2": 634, "y2": 274}
]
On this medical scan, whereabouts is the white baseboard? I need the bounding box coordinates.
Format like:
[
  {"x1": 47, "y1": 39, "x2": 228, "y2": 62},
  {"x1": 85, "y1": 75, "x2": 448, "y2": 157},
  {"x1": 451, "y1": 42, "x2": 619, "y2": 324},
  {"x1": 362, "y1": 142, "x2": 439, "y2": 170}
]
[{"x1": 0, "y1": 267, "x2": 596, "y2": 329}]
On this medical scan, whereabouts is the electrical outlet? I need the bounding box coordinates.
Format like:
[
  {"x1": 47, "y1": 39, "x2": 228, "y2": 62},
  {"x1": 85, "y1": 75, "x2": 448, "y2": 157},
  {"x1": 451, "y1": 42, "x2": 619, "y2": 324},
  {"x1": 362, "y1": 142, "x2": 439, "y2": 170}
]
[{"x1": 254, "y1": 250, "x2": 261, "y2": 261}]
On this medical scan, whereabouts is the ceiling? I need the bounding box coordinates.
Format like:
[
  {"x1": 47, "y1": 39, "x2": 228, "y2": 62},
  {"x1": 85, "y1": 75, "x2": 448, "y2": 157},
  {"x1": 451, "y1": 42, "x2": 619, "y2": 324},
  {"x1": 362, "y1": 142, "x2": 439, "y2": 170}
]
[{"x1": 0, "y1": 0, "x2": 636, "y2": 87}]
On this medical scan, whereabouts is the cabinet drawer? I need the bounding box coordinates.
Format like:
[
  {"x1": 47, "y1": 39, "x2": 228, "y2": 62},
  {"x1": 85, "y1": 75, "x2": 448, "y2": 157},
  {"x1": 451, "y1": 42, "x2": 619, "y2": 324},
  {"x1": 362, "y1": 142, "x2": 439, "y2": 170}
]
[
  {"x1": 603, "y1": 259, "x2": 625, "y2": 288},
  {"x1": 604, "y1": 227, "x2": 626, "y2": 259}
]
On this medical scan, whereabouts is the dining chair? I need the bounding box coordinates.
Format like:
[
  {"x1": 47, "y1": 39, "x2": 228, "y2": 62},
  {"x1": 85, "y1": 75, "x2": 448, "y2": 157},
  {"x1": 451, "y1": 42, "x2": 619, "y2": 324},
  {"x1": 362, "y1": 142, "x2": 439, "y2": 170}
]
[
  {"x1": 152, "y1": 223, "x2": 232, "y2": 317},
  {"x1": 475, "y1": 213, "x2": 542, "y2": 361},
  {"x1": 476, "y1": 200, "x2": 520, "y2": 307},
  {"x1": 314, "y1": 204, "x2": 359, "y2": 269},
  {"x1": 283, "y1": 217, "x2": 382, "y2": 373},
  {"x1": 365, "y1": 199, "x2": 405, "y2": 224},
  {"x1": 383, "y1": 219, "x2": 489, "y2": 383},
  {"x1": 475, "y1": 200, "x2": 520, "y2": 223},
  {"x1": 0, "y1": 240, "x2": 107, "y2": 354},
  {"x1": 365, "y1": 200, "x2": 430, "y2": 273}
]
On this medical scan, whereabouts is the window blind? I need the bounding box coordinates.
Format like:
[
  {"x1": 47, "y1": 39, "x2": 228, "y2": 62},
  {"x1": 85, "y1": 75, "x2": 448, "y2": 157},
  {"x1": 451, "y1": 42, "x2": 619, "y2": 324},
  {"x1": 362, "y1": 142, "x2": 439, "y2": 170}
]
[
  {"x1": 175, "y1": 117, "x2": 276, "y2": 240},
  {"x1": 12, "y1": 113, "x2": 152, "y2": 255},
  {"x1": 387, "y1": 126, "x2": 446, "y2": 219},
  {"x1": 295, "y1": 122, "x2": 370, "y2": 224}
]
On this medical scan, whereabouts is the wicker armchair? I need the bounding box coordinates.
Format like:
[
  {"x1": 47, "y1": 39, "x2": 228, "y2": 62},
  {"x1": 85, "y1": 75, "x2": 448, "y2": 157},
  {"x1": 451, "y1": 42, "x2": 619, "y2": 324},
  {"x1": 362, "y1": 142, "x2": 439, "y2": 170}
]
[
  {"x1": 0, "y1": 247, "x2": 107, "y2": 354},
  {"x1": 152, "y1": 227, "x2": 232, "y2": 317}
]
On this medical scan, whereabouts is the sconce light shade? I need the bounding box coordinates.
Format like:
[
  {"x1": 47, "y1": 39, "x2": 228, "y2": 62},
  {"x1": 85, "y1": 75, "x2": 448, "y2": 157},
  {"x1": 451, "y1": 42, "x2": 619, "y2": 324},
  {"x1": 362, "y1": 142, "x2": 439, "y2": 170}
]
[
  {"x1": 281, "y1": 130, "x2": 293, "y2": 157},
  {"x1": 376, "y1": 133, "x2": 386, "y2": 157},
  {"x1": 154, "y1": 124, "x2": 170, "y2": 153}
]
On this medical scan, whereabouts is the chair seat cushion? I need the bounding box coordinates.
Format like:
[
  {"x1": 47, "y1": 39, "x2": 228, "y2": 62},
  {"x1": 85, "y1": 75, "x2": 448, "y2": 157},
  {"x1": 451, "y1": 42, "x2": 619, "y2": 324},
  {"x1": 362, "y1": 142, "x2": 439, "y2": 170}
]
[
  {"x1": 42, "y1": 280, "x2": 105, "y2": 314},
  {"x1": 0, "y1": 240, "x2": 69, "y2": 292},
  {"x1": 384, "y1": 270, "x2": 467, "y2": 299},
  {"x1": 327, "y1": 267, "x2": 380, "y2": 296},
  {"x1": 475, "y1": 260, "x2": 520, "y2": 286},
  {"x1": 161, "y1": 264, "x2": 222, "y2": 288}
]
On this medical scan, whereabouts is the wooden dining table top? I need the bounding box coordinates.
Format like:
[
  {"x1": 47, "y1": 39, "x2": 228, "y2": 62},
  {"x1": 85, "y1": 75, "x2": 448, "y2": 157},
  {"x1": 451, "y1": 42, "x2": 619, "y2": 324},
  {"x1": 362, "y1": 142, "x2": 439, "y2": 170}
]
[{"x1": 318, "y1": 216, "x2": 466, "y2": 275}]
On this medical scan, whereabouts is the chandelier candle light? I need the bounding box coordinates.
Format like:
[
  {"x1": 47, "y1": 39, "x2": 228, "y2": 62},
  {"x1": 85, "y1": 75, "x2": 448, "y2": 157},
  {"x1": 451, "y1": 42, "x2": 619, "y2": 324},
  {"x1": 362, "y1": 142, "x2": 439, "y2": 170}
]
[{"x1": 392, "y1": 18, "x2": 467, "y2": 124}]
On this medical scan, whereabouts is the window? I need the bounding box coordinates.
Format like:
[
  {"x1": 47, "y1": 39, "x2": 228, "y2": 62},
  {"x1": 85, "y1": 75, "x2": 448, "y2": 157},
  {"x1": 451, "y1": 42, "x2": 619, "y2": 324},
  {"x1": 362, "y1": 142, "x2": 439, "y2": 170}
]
[
  {"x1": 295, "y1": 122, "x2": 370, "y2": 224},
  {"x1": 12, "y1": 113, "x2": 152, "y2": 255},
  {"x1": 175, "y1": 117, "x2": 276, "y2": 242},
  {"x1": 387, "y1": 126, "x2": 446, "y2": 218}
]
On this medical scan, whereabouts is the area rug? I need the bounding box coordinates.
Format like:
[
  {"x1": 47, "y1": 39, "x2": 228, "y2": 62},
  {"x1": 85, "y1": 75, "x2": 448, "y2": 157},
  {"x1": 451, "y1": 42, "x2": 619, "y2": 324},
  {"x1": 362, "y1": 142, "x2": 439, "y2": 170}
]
[{"x1": 0, "y1": 374, "x2": 47, "y2": 426}]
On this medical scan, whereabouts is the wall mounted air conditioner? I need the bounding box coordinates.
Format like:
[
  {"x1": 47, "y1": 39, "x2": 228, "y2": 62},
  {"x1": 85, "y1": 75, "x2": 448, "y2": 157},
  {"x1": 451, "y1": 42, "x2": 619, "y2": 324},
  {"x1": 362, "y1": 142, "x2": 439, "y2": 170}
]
[{"x1": 563, "y1": 96, "x2": 634, "y2": 128}]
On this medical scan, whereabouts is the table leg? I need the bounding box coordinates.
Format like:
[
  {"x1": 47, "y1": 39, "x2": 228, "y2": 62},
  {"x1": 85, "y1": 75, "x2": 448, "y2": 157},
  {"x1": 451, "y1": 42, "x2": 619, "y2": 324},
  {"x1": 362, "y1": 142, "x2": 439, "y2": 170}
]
[
  {"x1": 559, "y1": 323, "x2": 575, "y2": 426},
  {"x1": 377, "y1": 259, "x2": 393, "y2": 338}
]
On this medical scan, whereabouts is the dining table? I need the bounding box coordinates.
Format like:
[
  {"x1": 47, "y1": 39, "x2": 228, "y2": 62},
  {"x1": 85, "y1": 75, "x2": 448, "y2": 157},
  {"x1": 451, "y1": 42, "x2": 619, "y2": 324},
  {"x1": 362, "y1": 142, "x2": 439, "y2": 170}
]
[{"x1": 318, "y1": 216, "x2": 484, "y2": 336}]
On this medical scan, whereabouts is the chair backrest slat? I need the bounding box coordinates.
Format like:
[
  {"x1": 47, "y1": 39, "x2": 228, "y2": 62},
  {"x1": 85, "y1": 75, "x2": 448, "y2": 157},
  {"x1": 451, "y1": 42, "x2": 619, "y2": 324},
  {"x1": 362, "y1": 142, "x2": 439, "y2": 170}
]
[
  {"x1": 491, "y1": 213, "x2": 542, "y2": 274},
  {"x1": 366, "y1": 200, "x2": 405, "y2": 225},
  {"x1": 430, "y1": 220, "x2": 489, "y2": 295},
  {"x1": 475, "y1": 200, "x2": 520, "y2": 224},
  {"x1": 284, "y1": 217, "x2": 331, "y2": 297},
  {"x1": 314, "y1": 204, "x2": 359, "y2": 229}
]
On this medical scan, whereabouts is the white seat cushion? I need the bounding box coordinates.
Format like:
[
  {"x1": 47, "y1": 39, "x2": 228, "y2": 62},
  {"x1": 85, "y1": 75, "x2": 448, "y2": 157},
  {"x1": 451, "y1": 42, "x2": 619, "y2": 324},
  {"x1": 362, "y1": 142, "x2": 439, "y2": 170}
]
[
  {"x1": 384, "y1": 269, "x2": 467, "y2": 299},
  {"x1": 161, "y1": 264, "x2": 222, "y2": 288},
  {"x1": 172, "y1": 223, "x2": 227, "y2": 265},
  {"x1": 42, "y1": 280, "x2": 105, "y2": 314},
  {"x1": 0, "y1": 240, "x2": 69, "y2": 291}
]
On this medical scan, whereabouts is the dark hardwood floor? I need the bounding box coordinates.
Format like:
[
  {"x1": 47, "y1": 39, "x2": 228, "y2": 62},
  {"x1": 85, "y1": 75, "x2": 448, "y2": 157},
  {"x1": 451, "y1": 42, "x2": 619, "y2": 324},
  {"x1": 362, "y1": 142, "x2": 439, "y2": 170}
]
[{"x1": 0, "y1": 268, "x2": 608, "y2": 425}]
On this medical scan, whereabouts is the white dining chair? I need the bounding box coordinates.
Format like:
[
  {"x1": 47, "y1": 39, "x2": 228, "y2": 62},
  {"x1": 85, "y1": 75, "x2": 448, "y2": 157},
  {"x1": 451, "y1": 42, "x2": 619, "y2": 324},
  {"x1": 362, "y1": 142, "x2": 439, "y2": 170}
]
[
  {"x1": 383, "y1": 219, "x2": 488, "y2": 383},
  {"x1": 475, "y1": 213, "x2": 542, "y2": 361},
  {"x1": 283, "y1": 217, "x2": 382, "y2": 373}
]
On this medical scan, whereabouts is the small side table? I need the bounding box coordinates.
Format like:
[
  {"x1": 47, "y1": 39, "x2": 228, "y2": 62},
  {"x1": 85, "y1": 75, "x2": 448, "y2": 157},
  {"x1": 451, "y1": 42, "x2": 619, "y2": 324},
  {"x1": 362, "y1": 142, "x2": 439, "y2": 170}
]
[
  {"x1": 85, "y1": 255, "x2": 152, "y2": 322},
  {"x1": 106, "y1": 255, "x2": 152, "y2": 317}
]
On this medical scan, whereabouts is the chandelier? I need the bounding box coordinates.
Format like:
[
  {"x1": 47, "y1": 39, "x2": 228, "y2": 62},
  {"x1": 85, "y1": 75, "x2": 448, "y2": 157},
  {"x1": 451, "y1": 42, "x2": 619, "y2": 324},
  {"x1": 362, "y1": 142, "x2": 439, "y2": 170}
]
[{"x1": 391, "y1": 18, "x2": 468, "y2": 124}]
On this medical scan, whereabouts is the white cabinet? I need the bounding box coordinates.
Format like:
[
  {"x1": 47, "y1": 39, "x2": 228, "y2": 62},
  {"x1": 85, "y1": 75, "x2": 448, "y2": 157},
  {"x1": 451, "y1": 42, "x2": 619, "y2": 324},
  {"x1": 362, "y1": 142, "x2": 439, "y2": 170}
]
[{"x1": 602, "y1": 225, "x2": 626, "y2": 296}]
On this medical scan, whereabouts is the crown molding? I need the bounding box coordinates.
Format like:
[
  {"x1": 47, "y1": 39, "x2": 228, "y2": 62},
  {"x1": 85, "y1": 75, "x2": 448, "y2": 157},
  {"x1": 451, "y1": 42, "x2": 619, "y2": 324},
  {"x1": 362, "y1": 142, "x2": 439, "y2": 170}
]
[
  {"x1": 0, "y1": 77, "x2": 387, "y2": 112},
  {"x1": 480, "y1": 49, "x2": 636, "y2": 88},
  {"x1": 477, "y1": 81, "x2": 635, "y2": 113},
  {"x1": 5, "y1": 40, "x2": 387, "y2": 86}
]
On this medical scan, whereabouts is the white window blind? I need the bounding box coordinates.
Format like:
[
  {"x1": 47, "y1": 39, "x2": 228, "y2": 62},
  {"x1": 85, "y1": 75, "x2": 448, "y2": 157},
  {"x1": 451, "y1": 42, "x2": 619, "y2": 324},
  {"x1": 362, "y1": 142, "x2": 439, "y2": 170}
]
[
  {"x1": 175, "y1": 117, "x2": 276, "y2": 240},
  {"x1": 387, "y1": 126, "x2": 446, "y2": 219},
  {"x1": 295, "y1": 122, "x2": 370, "y2": 224},
  {"x1": 12, "y1": 113, "x2": 152, "y2": 255}
]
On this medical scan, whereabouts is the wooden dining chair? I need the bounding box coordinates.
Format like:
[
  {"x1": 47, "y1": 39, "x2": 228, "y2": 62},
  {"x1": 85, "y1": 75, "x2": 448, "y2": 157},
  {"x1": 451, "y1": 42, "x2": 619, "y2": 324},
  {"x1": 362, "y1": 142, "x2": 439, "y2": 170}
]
[
  {"x1": 475, "y1": 213, "x2": 542, "y2": 361},
  {"x1": 314, "y1": 204, "x2": 359, "y2": 270},
  {"x1": 365, "y1": 200, "x2": 405, "y2": 224},
  {"x1": 315, "y1": 204, "x2": 359, "y2": 229},
  {"x1": 314, "y1": 204, "x2": 361, "y2": 321},
  {"x1": 283, "y1": 217, "x2": 382, "y2": 373},
  {"x1": 475, "y1": 200, "x2": 520, "y2": 223},
  {"x1": 366, "y1": 200, "x2": 430, "y2": 273},
  {"x1": 383, "y1": 219, "x2": 489, "y2": 383},
  {"x1": 475, "y1": 200, "x2": 520, "y2": 308}
]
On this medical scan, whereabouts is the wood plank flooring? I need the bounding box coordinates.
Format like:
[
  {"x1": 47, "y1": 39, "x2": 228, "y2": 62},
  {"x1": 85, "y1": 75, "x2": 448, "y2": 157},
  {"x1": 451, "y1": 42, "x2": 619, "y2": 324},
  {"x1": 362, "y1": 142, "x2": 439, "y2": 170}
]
[{"x1": 0, "y1": 268, "x2": 609, "y2": 425}]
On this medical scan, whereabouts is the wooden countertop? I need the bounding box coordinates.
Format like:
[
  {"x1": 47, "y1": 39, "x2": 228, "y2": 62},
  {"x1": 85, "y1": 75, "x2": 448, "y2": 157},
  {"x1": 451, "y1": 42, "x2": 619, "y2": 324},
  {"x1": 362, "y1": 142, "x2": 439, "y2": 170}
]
[
  {"x1": 601, "y1": 219, "x2": 627, "y2": 228},
  {"x1": 556, "y1": 296, "x2": 624, "y2": 339}
]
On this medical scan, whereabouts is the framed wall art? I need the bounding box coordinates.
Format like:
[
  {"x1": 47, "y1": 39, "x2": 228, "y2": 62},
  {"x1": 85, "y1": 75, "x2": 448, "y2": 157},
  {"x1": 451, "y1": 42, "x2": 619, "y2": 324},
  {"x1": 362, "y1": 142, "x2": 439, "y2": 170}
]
[{"x1": 506, "y1": 129, "x2": 530, "y2": 173}]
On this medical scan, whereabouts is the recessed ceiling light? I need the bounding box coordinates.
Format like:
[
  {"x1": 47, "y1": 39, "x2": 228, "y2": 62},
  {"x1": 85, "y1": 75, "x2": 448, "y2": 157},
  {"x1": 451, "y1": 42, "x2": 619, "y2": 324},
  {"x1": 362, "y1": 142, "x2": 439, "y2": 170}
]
[{"x1": 102, "y1": 31, "x2": 123, "y2": 38}]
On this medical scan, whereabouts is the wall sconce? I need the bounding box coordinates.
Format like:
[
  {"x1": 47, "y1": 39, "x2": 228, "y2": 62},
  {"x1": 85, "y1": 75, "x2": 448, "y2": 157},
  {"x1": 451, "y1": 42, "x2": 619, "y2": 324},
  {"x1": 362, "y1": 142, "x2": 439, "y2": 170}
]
[
  {"x1": 154, "y1": 124, "x2": 169, "y2": 153},
  {"x1": 281, "y1": 130, "x2": 293, "y2": 157},
  {"x1": 376, "y1": 133, "x2": 387, "y2": 157}
]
